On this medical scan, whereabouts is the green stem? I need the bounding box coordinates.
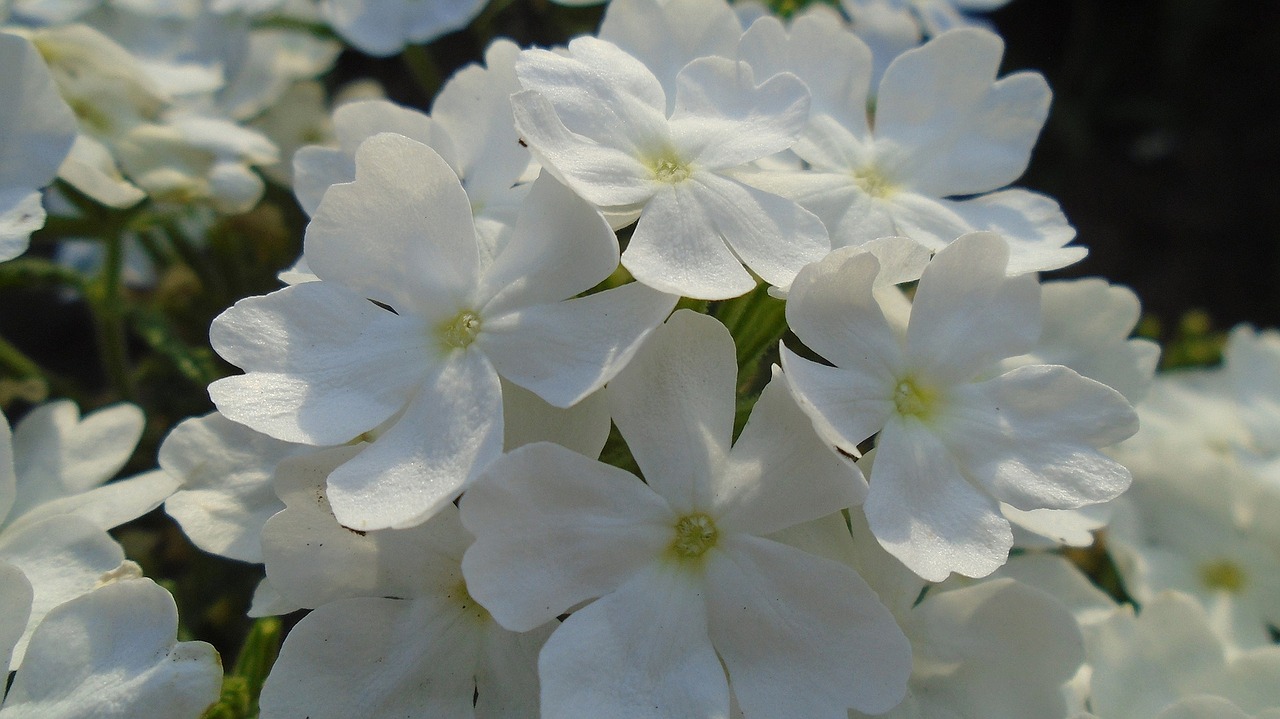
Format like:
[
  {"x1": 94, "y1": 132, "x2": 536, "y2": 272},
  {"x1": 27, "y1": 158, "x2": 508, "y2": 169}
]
[
  {"x1": 0, "y1": 257, "x2": 89, "y2": 293},
  {"x1": 0, "y1": 334, "x2": 44, "y2": 380},
  {"x1": 402, "y1": 44, "x2": 443, "y2": 99},
  {"x1": 712, "y1": 283, "x2": 789, "y2": 386},
  {"x1": 90, "y1": 233, "x2": 137, "y2": 401}
]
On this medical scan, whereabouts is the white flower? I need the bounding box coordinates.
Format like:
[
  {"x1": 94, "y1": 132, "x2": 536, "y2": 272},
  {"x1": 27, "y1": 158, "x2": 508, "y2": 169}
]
[
  {"x1": 115, "y1": 112, "x2": 279, "y2": 213},
  {"x1": 0, "y1": 402, "x2": 177, "y2": 669},
  {"x1": 778, "y1": 504, "x2": 1086, "y2": 719},
  {"x1": 294, "y1": 40, "x2": 530, "y2": 260},
  {"x1": 997, "y1": 278, "x2": 1160, "y2": 547},
  {"x1": 161, "y1": 411, "x2": 310, "y2": 564},
  {"x1": 256, "y1": 447, "x2": 552, "y2": 719},
  {"x1": 512, "y1": 36, "x2": 828, "y2": 299},
  {"x1": 843, "y1": 0, "x2": 1012, "y2": 39},
  {"x1": 210, "y1": 133, "x2": 675, "y2": 530},
  {"x1": 1108, "y1": 489, "x2": 1280, "y2": 653},
  {"x1": 597, "y1": 0, "x2": 744, "y2": 104},
  {"x1": 319, "y1": 0, "x2": 487, "y2": 56},
  {"x1": 461, "y1": 310, "x2": 910, "y2": 718},
  {"x1": 0, "y1": 32, "x2": 77, "y2": 262},
  {"x1": 782, "y1": 232, "x2": 1138, "y2": 580},
  {"x1": 738, "y1": 21, "x2": 1081, "y2": 274},
  {"x1": 0, "y1": 578, "x2": 221, "y2": 719},
  {"x1": 1080, "y1": 591, "x2": 1280, "y2": 718},
  {"x1": 0, "y1": 561, "x2": 31, "y2": 673}
]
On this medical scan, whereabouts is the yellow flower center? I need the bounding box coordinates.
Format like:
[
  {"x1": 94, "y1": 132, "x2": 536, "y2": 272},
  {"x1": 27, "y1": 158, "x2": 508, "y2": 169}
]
[
  {"x1": 670, "y1": 513, "x2": 718, "y2": 559},
  {"x1": 853, "y1": 166, "x2": 896, "y2": 198},
  {"x1": 893, "y1": 377, "x2": 936, "y2": 420},
  {"x1": 1199, "y1": 559, "x2": 1247, "y2": 593},
  {"x1": 439, "y1": 310, "x2": 482, "y2": 349},
  {"x1": 652, "y1": 157, "x2": 691, "y2": 184}
]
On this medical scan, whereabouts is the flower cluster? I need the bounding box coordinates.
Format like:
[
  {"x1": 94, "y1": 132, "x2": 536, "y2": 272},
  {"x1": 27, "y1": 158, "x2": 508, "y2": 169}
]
[{"x1": 0, "y1": 0, "x2": 1277, "y2": 717}]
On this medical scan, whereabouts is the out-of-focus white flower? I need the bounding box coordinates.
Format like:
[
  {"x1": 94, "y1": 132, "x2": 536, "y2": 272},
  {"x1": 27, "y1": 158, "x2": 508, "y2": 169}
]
[
  {"x1": 1079, "y1": 591, "x2": 1280, "y2": 718},
  {"x1": 0, "y1": 578, "x2": 221, "y2": 719},
  {"x1": 785, "y1": 510, "x2": 1087, "y2": 719},
  {"x1": 251, "y1": 80, "x2": 333, "y2": 186},
  {"x1": 319, "y1": 0, "x2": 486, "y2": 57},
  {"x1": 114, "y1": 111, "x2": 278, "y2": 214},
  {"x1": 30, "y1": 23, "x2": 168, "y2": 143},
  {"x1": 782, "y1": 233, "x2": 1137, "y2": 581},
  {"x1": 256, "y1": 448, "x2": 552, "y2": 719},
  {"x1": 513, "y1": 37, "x2": 828, "y2": 299},
  {"x1": 1109, "y1": 489, "x2": 1280, "y2": 653},
  {"x1": 843, "y1": 0, "x2": 1011, "y2": 47},
  {"x1": 461, "y1": 311, "x2": 910, "y2": 718},
  {"x1": 739, "y1": 22, "x2": 1080, "y2": 274},
  {"x1": 210, "y1": 134, "x2": 675, "y2": 530},
  {"x1": 0, "y1": 32, "x2": 77, "y2": 261}
]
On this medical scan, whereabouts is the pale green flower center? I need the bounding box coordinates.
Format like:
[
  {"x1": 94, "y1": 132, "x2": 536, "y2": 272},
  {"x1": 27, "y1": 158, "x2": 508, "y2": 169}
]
[
  {"x1": 853, "y1": 166, "x2": 896, "y2": 198},
  {"x1": 652, "y1": 156, "x2": 691, "y2": 184},
  {"x1": 671, "y1": 513, "x2": 718, "y2": 559},
  {"x1": 440, "y1": 310, "x2": 482, "y2": 349},
  {"x1": 1199, "y1": 559, "x2": 1247, "y2": 593},
  {"x1": 894, "y1": 377, "x2": 936, "y2": 420}
]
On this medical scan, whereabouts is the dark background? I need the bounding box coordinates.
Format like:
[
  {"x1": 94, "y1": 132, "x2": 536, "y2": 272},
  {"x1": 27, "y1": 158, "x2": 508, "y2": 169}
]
[{"x1": 995, "y1": 0, "x2": 1280, "y2": 330}]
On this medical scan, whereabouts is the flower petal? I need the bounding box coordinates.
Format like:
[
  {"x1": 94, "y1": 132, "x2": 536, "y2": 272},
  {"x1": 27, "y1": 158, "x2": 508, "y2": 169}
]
[
  {"x1": 706, "y1": 536, "x2": 911, "y2": 716},
  {"x1": 481, "y1": 281, "x2": 675, "y2": 408},
  {"x1": 785, "y1": 246, "x2": 903, "y2": 375},
  {"x1": 501, "y1": 380, "x2": 611, "y2": 459},
  {"x1": 624, "y1": 183, "x2": 757, "y2": 300},
  {"x1": 943, "y1": 189, "x2": 1083, "y2": 273},
  {"x1": 461, "y1": 442, "x2": 672, "y2": 632},
  {"x1": 669, "y1": 57, "x2": 810, "y2": 170},
  {"x1": 780, "y1": 347, "x2": 895, "y2": 456},
  {"x1": 477, "y1": 173, "x2": 619, "y2": 316},
  {"x1": 474, "y1": 620, "x2": 556, "y2": 719},
  {"x1": 258, "y1": 596, "x2": 480, "y2": 719},
  {"x1": 209, "y1": 281, "x2": 430, "y2": 446},
  {"x1": 263, "y1": 448, "x2": 470, "y2": 607},
  {"x1": 2, "y1": 579, "x2": 220, "y2": 718},
  {"x1": 905, "y1": 232, "x2": 1041, "y2": 384},
  {"x1": 0, "y1": 560, "x2": 31, "y2": 673},
  {"x1": 599, "y1": 0, "x2": 742, "y2": 103},
  {"x1": 538, "y1": 561, "x2": 729, "y2": 719},
  {"x1": 941, "y1": 365, "x2": 1137, "y2": 511},
  {"x1": 865, "y1": 419, "x2": 1012, "y2": 581},
  {"x1": 323, "y1": 350, "x2": 503, "y2": 531},
  {"x1": 160, "y1": 412, "x2": 306, "y2": 564},
  {"x1": 0, "y1": 515, "x2": 125, "y2": 669},
  {"x1": 304, "y1": 132, "x2": 479, "y2": 315},
  {"x1": 874, "y1": 29, "x2": 1050, "y2": 197},
  {"x1": 606, "y1": 310, "x2": 735, "y2": 514},
  {"x1": 11, "y1": 401, "x2": 143, "y2": 499},
  {"x1": 737, "y1": 13, "x2": 873, "y2": 138},
  {"x1": 717, "y1": 372, "x2": 865, "y2": 536},
  {"x1": 690, "y1": 172, "x2": 829, "y2": 292},
  {"x1": 510, "y1": 89, "x2": 656, "y2": 208}
]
